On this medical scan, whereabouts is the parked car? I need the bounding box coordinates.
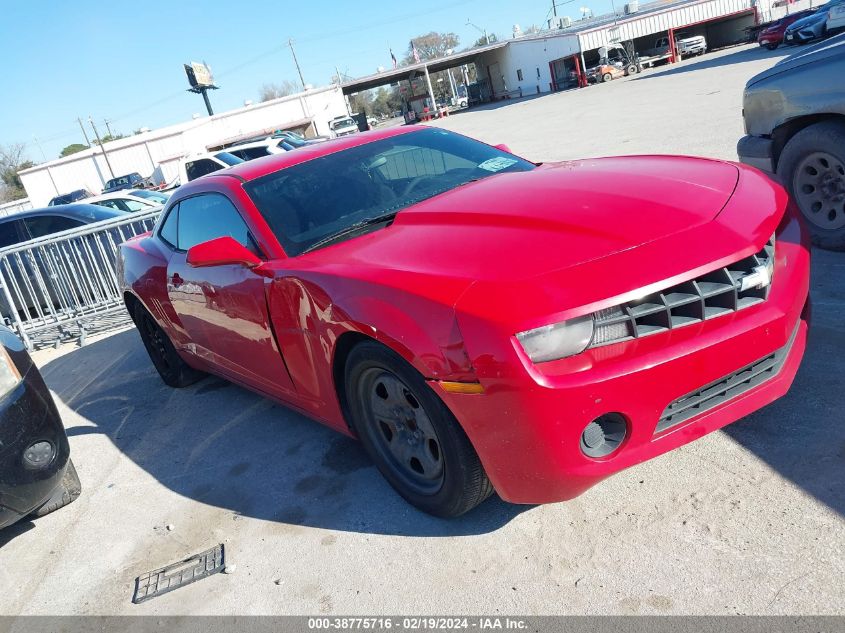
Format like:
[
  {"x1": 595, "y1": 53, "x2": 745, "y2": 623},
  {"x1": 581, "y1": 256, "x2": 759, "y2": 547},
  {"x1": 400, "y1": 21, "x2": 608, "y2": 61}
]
[
  {"x1": 120, "y1": 127, "x2": 810, "y2": 517},
  {"x1": 783, "y1": 1, "x2": 844, "y2": 44},
  {"x1": 0, "y1": 326, "x2": 81, "y2": 529},
  {"x1": 738, "y1": 34, "x2": 845, "y2": 250},
  {"x1": 757, "y1": 10, "x2": 816, "y2": 49},
  {"x1": 47, "y1": 189, "x2": 92, "y2": 206},
  {"x1": 827, "y1": 2, "x2": 845, "y2": 30},
  {"x1": 86, "y1": 192, "x2": 161, "y2": 213},
  {"x1": 0, "y1": 204, "x2": 126, "y2": 249},
  {"x1": 328, "y1": 116, "x2": 358, "y2": 138},
  {"x1": 0, "y1": 204, "x2": 127, "y2": 324},
  {"x1": 645, "y1": 33, "x2": 707, "y2": 58},
  {"x1": 225, "y1": 139, "x2": 289, "y2": 161},
  {"x1": 272, "y1": 130, "x2": 330, "y2": 143},
  {"x1": 102, "y1": 172, "x2": 144, "y2": 194},
  {"x1": 178, "y1": 152, "x2": 244, "y2": 184}
]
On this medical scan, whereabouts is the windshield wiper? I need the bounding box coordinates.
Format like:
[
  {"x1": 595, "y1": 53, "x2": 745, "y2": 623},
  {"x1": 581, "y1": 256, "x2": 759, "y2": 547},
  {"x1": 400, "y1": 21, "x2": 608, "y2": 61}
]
[{"x1": 301, "y1": 213, "x2": 398, "y2": 254}]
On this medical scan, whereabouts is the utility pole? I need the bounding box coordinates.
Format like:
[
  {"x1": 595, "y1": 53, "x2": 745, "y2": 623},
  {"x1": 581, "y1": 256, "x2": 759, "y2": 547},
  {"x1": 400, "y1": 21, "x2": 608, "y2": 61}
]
[
  {"x1": 104, "y1": 119, "x2": 114, "y2": 138},
  {"x1": 552, "y1": 0, "x2": 558, "y2": 16},
  {"x1": 32, "y1": 136, "x2": 48, "y2": 162},
  {"x1": 289, "y1": 39, "x2": 306, "y2": 90},
  {"x1": 33, "y1": 136, "x2": 59, "y2": 194},
  {"x1": 466, "y1": 20, "x2": 491, "y2": 45},
  {"x1": 77, "y1": 117, "x2": 91, "y2": 145},
  {"x1": 88, "y1": 117, "x2": 115, "y2": 179}
]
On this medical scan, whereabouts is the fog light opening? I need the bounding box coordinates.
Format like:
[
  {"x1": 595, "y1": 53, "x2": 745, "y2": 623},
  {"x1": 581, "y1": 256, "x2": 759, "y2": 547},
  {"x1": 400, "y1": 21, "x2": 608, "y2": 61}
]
[
  {"x1": 23, "y1": 441, "x2": 55, "y2": 469},
  {"x1": 580, "y1": 413, "x2": 627, "y2": 459}
]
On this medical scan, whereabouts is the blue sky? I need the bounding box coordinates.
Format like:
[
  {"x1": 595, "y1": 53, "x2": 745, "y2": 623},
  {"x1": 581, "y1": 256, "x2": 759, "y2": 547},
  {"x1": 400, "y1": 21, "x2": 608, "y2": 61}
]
[{"x1": 0, "y1": 0, "x2": 617, "y2": 161}]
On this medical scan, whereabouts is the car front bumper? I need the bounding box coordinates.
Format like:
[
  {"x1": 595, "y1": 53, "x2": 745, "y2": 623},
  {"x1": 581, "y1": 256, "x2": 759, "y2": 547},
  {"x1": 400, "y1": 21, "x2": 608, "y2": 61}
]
[
  {"x1": 0, "y1": 357, "x2": 71, "y2": 529},
  {"x1": 737, "y1": 134, "x2": 775, "y2": 174},
  {"x1": 439, "y1": 208, "x2": 810, "y2": 504}
]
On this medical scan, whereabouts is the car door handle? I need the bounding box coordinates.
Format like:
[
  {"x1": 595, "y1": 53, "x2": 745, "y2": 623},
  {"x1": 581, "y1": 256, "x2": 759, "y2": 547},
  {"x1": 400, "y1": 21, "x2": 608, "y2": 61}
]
[{"x1": 171, "y1": 273, "x2": 184, "y2": 287}]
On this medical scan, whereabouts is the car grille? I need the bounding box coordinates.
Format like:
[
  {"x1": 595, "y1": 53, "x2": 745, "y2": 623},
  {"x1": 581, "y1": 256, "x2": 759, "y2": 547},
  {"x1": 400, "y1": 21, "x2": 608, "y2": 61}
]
[
  {"x1": 655, "y1": 322, "x2": 798, "y2": 434},
  {"x1": 589, "y1": 234, "x2": 775, "y2": 348}
]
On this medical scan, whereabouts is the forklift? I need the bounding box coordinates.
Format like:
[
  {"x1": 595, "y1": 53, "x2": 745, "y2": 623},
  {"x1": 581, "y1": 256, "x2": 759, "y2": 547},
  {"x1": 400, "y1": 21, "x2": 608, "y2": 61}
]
[{"x1": 595, "y1": 41, "x2": 643, "y2": 80}]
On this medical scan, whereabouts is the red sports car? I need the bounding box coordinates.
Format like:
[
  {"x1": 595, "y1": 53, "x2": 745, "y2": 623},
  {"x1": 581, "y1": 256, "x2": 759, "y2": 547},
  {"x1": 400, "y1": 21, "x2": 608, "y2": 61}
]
[{"x1": 119, "y1": 127, "x2": 810, "y2": 517}]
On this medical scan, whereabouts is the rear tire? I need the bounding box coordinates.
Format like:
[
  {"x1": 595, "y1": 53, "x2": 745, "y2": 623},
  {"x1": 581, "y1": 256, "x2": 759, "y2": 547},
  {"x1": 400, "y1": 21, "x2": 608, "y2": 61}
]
[
  {"x1": 133, "y1": 303, "x2": 205, "y2": 387},
  {"x1": 777, "y1": 121, "x2": 845, "y2": 251},
  {"x1": 344, "y1": 341, "x2": 493, "y2": 517},
  {"x1": 602, "y1": 72, "x2": 613, "y2": 82},
  {"x1": 766, "y1": 42, "x2": 779, "y2": 50}
]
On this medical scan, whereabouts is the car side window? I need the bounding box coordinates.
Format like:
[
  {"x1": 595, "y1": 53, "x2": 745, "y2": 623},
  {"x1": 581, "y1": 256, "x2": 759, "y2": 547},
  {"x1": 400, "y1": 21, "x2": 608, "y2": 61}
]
[
  {"x1": 23, "y1": 215, "x2": 85, "y2": 239},
  {"x1": 176, "y1": 194, "x2": 253, "y2": 252},
  {"x1": 185, "y1": 159, "x2": 223, "y2": 181},
  {"x1": 159, "y1": 204, "x2": 179, "y2": 248},
  {"x1": 0, "y1": 219, "x2": 26, "y2": 248}
]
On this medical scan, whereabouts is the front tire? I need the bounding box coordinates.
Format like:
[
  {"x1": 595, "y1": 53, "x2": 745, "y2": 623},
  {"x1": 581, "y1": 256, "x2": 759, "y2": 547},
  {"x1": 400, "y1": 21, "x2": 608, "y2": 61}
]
[
  {"x1": 766, "y1": 42, "x2": 779, "y2": 50},
  {"x1": 133, "y1": 303, "x2": 205, "y2": 387},
  {"x1": 344, "y1": 341, "x2": 493, "y2": 517},
  {"x1": 777, "y1": 121, "x2": 845, "y2": 251}
]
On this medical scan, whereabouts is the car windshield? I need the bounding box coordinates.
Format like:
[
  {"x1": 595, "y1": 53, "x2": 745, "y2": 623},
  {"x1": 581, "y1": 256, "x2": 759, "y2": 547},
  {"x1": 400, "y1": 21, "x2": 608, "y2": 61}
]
[
  {"x1": 332, "y1": 118, "x2": 355, "y2": 129},
  {"x1": 244, "y1": 128, "x2": 535, "y2": 256}
]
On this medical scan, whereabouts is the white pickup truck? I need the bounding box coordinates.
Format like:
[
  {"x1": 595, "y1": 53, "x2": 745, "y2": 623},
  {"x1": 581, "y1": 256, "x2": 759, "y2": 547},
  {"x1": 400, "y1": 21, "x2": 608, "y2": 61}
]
[{"x1": 645, "y1": 34, "x2": 707, "y2": 59}]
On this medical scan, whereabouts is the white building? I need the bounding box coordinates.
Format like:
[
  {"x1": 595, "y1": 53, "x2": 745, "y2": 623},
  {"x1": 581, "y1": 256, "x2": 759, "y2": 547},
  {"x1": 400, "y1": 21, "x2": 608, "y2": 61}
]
[{"x1": 19, "y1": 85, "x2": 348, "y2": 207}]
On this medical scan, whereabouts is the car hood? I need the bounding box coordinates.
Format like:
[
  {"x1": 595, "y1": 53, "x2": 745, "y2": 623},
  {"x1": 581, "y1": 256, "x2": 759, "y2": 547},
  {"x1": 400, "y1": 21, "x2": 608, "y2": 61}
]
[
  {"x1": 307, "y1": 156, "x2": 739, "y2": 286},
  {"x1": 748, "y1": 33, "x2": 845, "y2": 86}
]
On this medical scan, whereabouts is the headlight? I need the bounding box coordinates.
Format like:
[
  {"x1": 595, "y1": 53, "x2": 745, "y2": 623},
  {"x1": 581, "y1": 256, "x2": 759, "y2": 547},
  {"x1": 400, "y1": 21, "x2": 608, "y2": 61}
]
[
  {"x1": 0, "y1": 347, "x2": 21, "y2": 399},
  {"x1": 516, "y1": 315, "x2": 594, "y2": 363}
]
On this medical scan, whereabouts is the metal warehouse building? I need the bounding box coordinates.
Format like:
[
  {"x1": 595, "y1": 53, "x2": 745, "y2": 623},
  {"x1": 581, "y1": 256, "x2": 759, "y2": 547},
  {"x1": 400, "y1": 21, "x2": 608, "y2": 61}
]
[
  {"x1": 19, "y1": 85, "x2": 348, "y2": 207},
  {"x1": 342, "y1": 0, "x2": 812, "y2": 109},
  {"x1": 471, "y1": 0, "x2": 806, "y2": 95}
]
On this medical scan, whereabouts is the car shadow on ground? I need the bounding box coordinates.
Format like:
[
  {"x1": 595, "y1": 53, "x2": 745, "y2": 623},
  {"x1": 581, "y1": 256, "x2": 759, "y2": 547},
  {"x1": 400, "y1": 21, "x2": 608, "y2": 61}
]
[
  {"x1": 40, "y1": 330, "x2": 529, "y2": 537},
  {"x1": 721, "y1": 248, "x2": 845, "y2": 518},
  {"x1": 633, "y1": 43, "x2": 790, "y2": 81}
]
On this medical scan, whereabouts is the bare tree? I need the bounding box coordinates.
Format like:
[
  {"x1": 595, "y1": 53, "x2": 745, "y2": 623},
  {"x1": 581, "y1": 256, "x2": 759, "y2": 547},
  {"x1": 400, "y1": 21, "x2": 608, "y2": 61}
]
[
  {"x1": 406, "y1": 32, "x2": 460, "y2": 63},
  {"x1": 259, "y1": 81, "x2": 299, "y2": 102},
  {"x1": 0, "y1": 143, "x2": 33, "y2": 202}
]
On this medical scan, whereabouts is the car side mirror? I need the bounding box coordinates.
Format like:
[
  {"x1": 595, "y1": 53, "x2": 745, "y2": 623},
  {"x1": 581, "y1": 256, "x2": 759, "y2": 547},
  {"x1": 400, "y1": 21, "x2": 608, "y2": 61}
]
[
  {"x1": 187, "y1": 236, "x2": 262, "y2": 269},
  {"x1": 494, "y1": 143, "x2": 512, "y2": 153}
]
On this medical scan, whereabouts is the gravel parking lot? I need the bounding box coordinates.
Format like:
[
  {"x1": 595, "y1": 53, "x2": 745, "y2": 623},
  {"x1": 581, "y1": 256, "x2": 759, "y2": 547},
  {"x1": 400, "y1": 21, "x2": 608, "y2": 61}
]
[{"x1": 1, "y1": 43, "x2": 843, "y2": 616}]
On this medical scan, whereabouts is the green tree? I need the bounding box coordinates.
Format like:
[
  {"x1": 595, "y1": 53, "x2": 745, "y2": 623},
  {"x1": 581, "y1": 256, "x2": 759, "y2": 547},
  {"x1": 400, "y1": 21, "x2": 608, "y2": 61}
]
[{"x1": 60, "y1": 143, "x2": 89, "y2": 157}]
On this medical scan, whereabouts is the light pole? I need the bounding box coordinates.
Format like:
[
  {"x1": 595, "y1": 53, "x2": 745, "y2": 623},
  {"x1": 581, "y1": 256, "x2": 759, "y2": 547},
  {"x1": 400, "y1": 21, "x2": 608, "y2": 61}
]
[{"x1": 466, "y1": 20, "x2": 490, "y2": 45}]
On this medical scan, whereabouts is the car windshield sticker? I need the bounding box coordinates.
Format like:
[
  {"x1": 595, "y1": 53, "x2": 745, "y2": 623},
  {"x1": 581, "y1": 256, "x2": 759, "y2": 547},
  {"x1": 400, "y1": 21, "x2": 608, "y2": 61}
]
[{"x1": 478, "y1": 157, "x2": 518, "y2": 172}]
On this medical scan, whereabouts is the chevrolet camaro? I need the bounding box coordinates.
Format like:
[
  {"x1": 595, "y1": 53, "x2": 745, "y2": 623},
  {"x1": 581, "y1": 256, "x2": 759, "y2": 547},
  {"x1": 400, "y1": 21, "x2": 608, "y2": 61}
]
[{"x1": 119, "y1": 127, "x2": 810, "y2": 517}]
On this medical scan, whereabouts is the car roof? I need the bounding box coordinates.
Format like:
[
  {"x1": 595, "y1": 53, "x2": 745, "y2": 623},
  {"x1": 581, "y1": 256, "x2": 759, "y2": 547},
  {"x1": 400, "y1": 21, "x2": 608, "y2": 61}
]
[
  {"x1": 219, "y1": 126, "x2": 422, "y2": 182},
  {"x1": 225, "y1": 139, "x2": 277, "y2": 150},
  {"x1": 87, "y1": 191, "x2": 152, "y2": 202},
  {"x1": 7, "y1": 203, "x2": 125, "y2": 222}
]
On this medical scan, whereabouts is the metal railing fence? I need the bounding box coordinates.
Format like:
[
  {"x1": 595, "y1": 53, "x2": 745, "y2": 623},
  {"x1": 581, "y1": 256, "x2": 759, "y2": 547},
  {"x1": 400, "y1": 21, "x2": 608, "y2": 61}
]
[{"x1": 0, "y1": 208, "x2": 162, "y2": 349}]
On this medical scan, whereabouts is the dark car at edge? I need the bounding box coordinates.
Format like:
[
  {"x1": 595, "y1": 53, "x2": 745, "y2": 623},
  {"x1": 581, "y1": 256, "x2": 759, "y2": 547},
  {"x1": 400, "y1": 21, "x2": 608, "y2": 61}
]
[
  {"x1": 0, "y1": 326, "x2": 80, "y2": 530},
  {"x1": 737, "y1": 35, "x2": 845, "y2": 250}
]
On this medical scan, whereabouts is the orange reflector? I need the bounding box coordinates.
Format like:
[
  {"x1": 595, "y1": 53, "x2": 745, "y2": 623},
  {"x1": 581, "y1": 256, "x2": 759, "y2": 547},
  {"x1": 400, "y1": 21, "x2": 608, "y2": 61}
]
[{"x1": 438, "y1": 381, "x2": 485, "y2": 394}]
